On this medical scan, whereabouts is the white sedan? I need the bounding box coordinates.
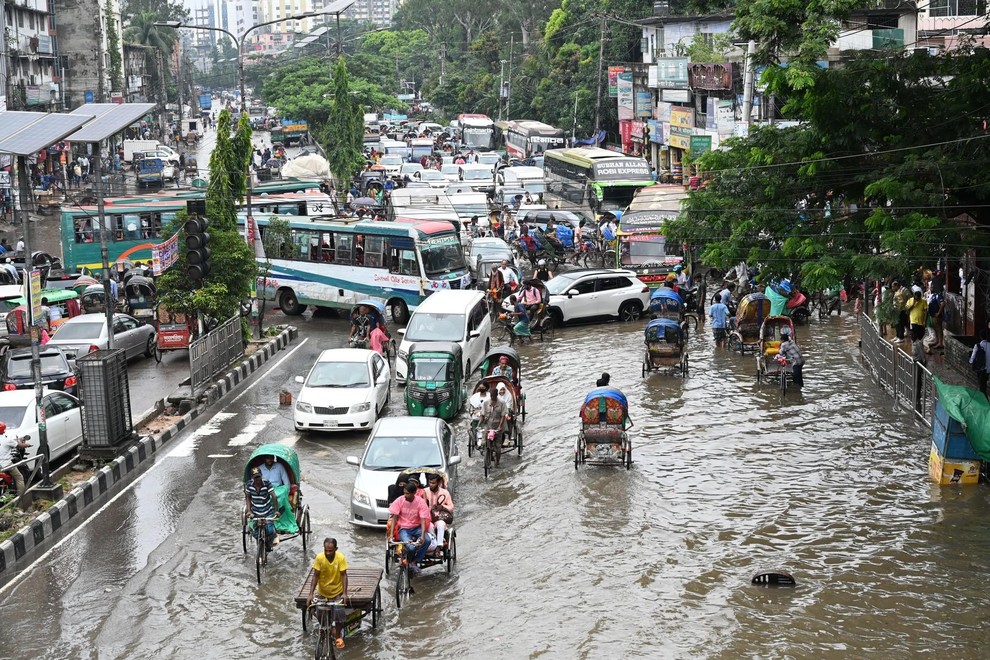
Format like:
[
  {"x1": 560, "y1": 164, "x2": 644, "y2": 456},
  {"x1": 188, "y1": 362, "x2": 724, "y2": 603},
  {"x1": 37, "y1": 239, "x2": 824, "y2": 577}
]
[
  {"x1": 46, "y1": 313, "x2": 157, "y2": 362},
  {"x1": 294, "y1": 348, "x2": 390, "y2": 433},
  {"x1": 0, "y1": 389, "x2": 83, "y2": 465}
]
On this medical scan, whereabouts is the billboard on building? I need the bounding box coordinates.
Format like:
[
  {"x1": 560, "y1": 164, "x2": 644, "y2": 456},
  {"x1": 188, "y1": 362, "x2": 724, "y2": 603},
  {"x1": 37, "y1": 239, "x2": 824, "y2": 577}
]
[
  {"x1": 608, "y1": 66, "x2": 624, "y2": 97},
  {"x1": 654, "y1": 58, "x2": 689, "y2": 89},
  {"x1": 617, "y1": 73, "x2": 634, "y2": 120}
]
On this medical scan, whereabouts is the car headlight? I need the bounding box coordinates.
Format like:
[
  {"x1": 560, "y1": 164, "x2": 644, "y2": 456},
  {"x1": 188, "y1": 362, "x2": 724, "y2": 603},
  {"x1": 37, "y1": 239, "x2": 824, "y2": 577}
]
[
  {"x1": 397, "y1": 350, "x2": 407, "y2": 362},
  {"x1": 350, "y1": 402, "x2": 371, "y2": 413},
  {"x1": 296, "y1": 401, "x2": 313, "y2": 413},
  {"x1": 352, "y1": 489, "x2": 371, "y2": 507}
]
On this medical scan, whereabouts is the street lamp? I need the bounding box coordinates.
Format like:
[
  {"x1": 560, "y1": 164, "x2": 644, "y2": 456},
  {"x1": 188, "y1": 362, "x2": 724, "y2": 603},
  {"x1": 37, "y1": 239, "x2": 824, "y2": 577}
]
[{"x1": 155, "y1": 11, "x2": 319, "y2": 241}]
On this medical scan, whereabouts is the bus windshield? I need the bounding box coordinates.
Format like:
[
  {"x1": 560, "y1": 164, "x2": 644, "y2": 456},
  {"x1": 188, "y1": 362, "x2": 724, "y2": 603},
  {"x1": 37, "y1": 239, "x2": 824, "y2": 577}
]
[
  {"x1": 620, "y1": 236, "x2": 667, "y2": 266},
  {"x1": 462, "y1": 128, "x2": 494, "y2": 149},
  {"x1": 599, "y1": 185, "x2": 640, "y2": 212},
  {"x1": 420, "y1": 235, "x2": 467, "y2": 276}
]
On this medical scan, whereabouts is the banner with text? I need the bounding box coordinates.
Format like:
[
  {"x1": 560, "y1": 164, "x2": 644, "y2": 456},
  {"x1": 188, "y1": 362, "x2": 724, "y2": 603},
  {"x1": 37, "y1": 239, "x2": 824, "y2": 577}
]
[
  {"x1": 617, "y1": 73, "x2": 635, "y2": 120},
  {"x1": 608, "y1": 66, "x2": 624, "y2": 97},
  {"x1": 151, "y1": 231, "x2": 180, "y2": 275}
]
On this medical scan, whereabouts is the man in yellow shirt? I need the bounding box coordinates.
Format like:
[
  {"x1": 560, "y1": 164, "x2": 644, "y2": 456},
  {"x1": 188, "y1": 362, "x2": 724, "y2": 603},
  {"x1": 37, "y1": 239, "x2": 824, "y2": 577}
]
[
  {"x1": 307, "y1": 538, "x2": 349, "y2": 649},
  {"x1": 905, "y1": 285, "x2": 928, "y2": 343}
]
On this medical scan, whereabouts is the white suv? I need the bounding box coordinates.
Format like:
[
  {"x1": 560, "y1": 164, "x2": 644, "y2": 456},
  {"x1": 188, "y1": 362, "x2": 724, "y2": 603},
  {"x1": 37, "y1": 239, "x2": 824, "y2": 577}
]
[{"x1": 545, "y1": 269, "x2": 650, "y2": 325}]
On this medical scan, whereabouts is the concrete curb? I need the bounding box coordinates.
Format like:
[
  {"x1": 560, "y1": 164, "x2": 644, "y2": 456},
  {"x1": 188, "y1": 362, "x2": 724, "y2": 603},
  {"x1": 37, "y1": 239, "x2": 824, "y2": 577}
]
[{"x1": 0, "y1": 325, "x2": 298, "y2": 577}]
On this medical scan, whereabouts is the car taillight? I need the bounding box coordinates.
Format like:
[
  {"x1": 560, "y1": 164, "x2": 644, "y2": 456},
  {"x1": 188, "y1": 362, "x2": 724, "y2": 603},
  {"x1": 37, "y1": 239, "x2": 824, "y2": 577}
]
[
  {"x1": 2, "y1": 383, "x2": 16, "y2": 391},
  {"x1": 88, "y1": 345, "x2": 100, "y2": 354},
  {"x1": 641, "y1": 287, "x2": 649, "y2": 293},
  {"x1": 64, "y1": 376, "x2": 77, "y2": 388}
]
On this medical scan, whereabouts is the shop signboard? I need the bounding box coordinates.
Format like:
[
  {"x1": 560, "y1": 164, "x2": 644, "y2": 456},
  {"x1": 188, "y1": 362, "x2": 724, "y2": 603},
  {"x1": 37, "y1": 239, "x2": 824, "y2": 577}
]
[
  {"x1": 635, "y1": 91, "x2": 652, "y2": 118},
  {"x1": 608, "y1": 66, "x2": 624, "y2": 97},
  {"x1": 716, "y1": 100, "x2": 735, "y2": 135},
  {"x1": 617, "y1": 73, "x2": 634, "y2": 120},
  {"x1": 656, "y1": 102, "x2": 672, "y2": 123},
  {"x1": 690, "y1": 135, "x2": 712, "y2": 155},
  {"x1": 706, "y1": 98, "x2": 717, "y2": 130},
  {"x1": 670, "y1": 107, "x2": 695, "y2": 130},
  {"x1": 619, "y1": 120, "x2": 633, "y2": 149},
  {"x1": 655, "y1": 58, "x2": 689, "y2": 89},
  {"x1": 631, "y1": 121, "x2": 645, "y2": 140},
  {"x1": 647, "y1": 120, "x2": 662, "y2": 144},
  {"x1": 662, "y1": 89, "x2": 691, "y2": 103}
]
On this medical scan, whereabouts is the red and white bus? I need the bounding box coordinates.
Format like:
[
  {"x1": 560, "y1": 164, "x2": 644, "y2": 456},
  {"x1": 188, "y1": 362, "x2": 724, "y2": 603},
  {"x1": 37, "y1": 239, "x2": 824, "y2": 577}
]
[{"x1": 503, "y1": 120, "x2": 567, "y2": 160}]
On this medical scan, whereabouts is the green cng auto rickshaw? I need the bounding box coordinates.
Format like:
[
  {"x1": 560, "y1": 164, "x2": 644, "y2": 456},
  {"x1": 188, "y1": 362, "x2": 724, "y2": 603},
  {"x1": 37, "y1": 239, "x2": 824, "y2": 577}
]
[{"x1": 404, "y1": 342, "x2": 466, "y2": 420}]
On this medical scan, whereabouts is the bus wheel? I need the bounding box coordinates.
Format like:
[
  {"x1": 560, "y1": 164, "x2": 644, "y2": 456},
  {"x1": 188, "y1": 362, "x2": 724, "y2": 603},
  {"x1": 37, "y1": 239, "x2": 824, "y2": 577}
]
[
  {"x1": 389, "y1": 299, "x2": 409, "y2": 325},
  {"x1": 279, "y1": 289, "x2": 304, "y2": 316}
]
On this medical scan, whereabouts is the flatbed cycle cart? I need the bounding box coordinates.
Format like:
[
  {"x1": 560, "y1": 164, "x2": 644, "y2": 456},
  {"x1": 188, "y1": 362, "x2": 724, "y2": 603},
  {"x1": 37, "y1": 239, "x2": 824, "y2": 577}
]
[{"x1": 295, "y1": 567, "x2": 384, "y2": 658}]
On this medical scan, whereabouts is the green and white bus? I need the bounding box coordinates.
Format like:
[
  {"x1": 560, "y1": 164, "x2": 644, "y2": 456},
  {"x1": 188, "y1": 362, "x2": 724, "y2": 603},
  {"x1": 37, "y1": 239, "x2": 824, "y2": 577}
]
[
  {"x1": 543, "y1": 147, "x2": 655, "y2": 218},
  {"x1": 253, "y1": 215, "x2": 470, "y2": 324}
]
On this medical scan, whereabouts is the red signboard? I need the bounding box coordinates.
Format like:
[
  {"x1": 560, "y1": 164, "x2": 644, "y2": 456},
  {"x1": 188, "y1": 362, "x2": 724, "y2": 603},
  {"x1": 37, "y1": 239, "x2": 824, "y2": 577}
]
[{"x1": 619, "y1": 120, "x2": 633, "y2": 152}]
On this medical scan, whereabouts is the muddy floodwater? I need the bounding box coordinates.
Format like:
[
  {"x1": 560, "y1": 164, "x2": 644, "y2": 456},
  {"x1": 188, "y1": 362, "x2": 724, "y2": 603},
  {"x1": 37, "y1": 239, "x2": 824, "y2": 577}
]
[{"x1": 2, "y1": 313, "x2": 988, "y2": 658}]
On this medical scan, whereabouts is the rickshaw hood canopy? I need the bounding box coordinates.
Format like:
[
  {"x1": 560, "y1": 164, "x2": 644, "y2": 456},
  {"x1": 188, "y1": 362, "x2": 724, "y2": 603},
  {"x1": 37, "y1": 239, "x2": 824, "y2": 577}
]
[{"x1": 246, "y1": 443, "x2": 302, "y2": 483}]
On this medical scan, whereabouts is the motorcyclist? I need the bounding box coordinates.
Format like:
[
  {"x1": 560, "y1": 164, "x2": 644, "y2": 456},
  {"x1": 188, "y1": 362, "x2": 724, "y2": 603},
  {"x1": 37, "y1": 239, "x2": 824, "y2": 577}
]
[
  {"x1": 0, "y1": 423, "x2": 29, "y2": 498},
  {"x1": 349, "y1": 305, "x2": 374, "y2": 344},
  {"x1": 534, "y1": 259, "x2": 553, "y2": 282}
]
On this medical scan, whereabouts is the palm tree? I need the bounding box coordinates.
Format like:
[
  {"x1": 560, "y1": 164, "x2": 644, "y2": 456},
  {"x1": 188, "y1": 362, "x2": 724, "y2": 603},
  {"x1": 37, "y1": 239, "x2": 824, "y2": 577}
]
[{"x1": 124, "y1": 11, "x2": 178, "y2": 101}]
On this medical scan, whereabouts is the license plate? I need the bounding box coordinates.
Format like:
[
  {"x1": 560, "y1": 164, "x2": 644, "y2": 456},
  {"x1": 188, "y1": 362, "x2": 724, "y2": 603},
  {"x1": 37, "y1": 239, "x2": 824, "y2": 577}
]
[{"x1": 324, "y1": 420, "x2": 338, "y2": 428}]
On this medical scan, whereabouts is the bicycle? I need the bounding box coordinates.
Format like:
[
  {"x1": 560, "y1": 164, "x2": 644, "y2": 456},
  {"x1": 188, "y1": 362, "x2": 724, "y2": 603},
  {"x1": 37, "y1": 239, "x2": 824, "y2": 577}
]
[
  {"x1": 387, "y1": 538, "x2": 420, "y2": 609},
  {"x1": 250, "y1": 516, "x2": 277, "y2": 584},
  {"x1": 311, "y1": 595, "x2": 353, "y2": 660}
]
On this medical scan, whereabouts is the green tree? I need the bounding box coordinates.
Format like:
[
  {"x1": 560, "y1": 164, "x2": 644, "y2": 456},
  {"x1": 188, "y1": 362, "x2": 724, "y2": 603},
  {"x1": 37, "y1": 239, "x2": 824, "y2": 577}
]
[
  {"x1": 255, "y1": 216, "x2": 293, "y2": 337},
  {"x1": 124, "y1": 11, "x2": 179, "y2": 103},
  {"x1": 667, "y1": 49, "x2": 990, "y2": 290},
  {"x1": 158, "y1": 107, "x2": 257, "y2": 322},
  {"x1": 324, "y1": 58, "x2": 364, "y2": 186}
]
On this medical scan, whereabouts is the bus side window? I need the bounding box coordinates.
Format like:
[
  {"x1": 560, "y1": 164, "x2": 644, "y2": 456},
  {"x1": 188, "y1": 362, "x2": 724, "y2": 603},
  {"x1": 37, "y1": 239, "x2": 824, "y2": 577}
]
[
  {"x1": 320, "y1": 232, "x2": 334, "y2": 262},
  {"x1": 291, "y1": 229, "x2": 314, "y2": 260},
  {"x1": 335, "y1": 234, "x2": 354, "y2": 264},
  {"x1": 399, "y1": 249, "x2": 417, "y2": 276},
  {"x1": 364, "y1": 236, "x2": 384, "y2": 268}
]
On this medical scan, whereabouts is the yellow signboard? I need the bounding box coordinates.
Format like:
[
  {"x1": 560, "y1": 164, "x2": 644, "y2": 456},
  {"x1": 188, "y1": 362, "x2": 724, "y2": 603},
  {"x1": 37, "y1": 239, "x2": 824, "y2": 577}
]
[{"x1": 29, "y1": 268, "x2": 42, "y2": 326}]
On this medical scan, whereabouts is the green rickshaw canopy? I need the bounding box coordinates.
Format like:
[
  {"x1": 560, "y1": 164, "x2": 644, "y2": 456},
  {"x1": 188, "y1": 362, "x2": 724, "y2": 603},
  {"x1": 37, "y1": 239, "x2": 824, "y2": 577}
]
[{"x1": 245, "y1": 443, "x2": 301, "y2": 483}]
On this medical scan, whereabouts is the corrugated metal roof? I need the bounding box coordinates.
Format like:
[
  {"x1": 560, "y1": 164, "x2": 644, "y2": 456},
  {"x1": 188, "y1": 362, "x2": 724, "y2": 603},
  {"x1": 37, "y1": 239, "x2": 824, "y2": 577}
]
[
  {"x1": 66, "y1": 103, "x2": 157, "y2": 142},
  {"x1": 0, "y1": 112, "x2": 89, "y2": 156}
]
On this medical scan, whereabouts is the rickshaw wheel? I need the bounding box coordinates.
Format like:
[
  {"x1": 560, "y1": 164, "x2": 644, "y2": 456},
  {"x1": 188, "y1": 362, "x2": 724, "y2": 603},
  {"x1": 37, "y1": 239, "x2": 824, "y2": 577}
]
[
  {"x1": 682, "y1": 354, "x2": 689, "y2": 376},
  {"x1": 642, "y1": 362, "x2": 646, "y2": 377},
  {"x1": 483, "y1": 441, "x2": 493, "y2": 479},
  {"x1": 395, "y1": 565, "x2": 409, "y2": 609},
  {"x1": 467, "y1": 430, "x2": 474, "y2": 457},
  {"x1": 384, "y1": 546, "x2": 392, "y2": 575},
  {"x1": 625, "y1": 446, "x2": 633, "y2": 470},
  {"x1": 256, "y1": 538, "x2": 265, "y2": 584},
  {"x1": 371, "y1": 586, "x2": 382, "y2": 628},
  {"x1": 301, "y1": 506, "x2": 312, "y2": 552},
  {"x1": 154, "y1": 344, "x2": 162, "y2": 363},
  {"x1": 445, "y1": 534, "x2": 456, "y2": 573},
  {"x1": 241, "y1": 505, "x2": 249, "y2": 554},
  {"x1": 517, "y1": 430, "x2": 523, "y2": 456}
]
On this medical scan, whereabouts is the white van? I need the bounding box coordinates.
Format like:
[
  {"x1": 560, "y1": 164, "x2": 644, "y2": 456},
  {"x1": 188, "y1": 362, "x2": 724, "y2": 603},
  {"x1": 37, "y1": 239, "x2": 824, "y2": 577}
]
[{"x1": 396, "y1": 290, "x2": 491, "y2": 384}]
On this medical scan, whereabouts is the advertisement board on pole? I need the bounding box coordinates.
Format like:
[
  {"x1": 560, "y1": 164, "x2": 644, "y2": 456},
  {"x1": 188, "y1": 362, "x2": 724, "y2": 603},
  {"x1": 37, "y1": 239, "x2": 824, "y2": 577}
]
[
  {"x1": 617, "y1": 73, "x2": 634, "y2": 120},
  {"x1": 608, "y1": 66, "x2": 624, "y2": 97}
]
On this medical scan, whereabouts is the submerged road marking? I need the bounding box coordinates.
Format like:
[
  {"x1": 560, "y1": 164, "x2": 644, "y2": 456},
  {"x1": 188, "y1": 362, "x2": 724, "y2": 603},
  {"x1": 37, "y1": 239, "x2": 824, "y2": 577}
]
[
  {"x1": 279, "y1": 435, "x2": 299, "y2": 447},
  {"x1": 0, "y1": 339, "x2": 308, "y2": 597},
  {"x1": 230, "y1": 338, "x2": 309, "y2": 404},
  {"x1": 167, "y1": 412, "x2": 237, "y2": 458},
  {"x1": 228, "y1": 414, "x2": 277, "y2": 446},
  {"x1": 207, "y1": 454, "x2": 235, "y2": 458}
]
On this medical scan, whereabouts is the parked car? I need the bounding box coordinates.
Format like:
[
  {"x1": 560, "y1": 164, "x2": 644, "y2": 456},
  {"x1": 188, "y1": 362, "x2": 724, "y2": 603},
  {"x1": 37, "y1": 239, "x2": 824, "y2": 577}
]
[
  {"x1": 545, "y1": 269, "x2": 650, "y2": 325},
  {"x1": 0, "y1": 389, "x2": 83, "y2": 465},
  {"x1": 46, "y1": 313, "x2": 157, "y2": 362},
  {"x1": 293, "y1": 348, "x2": 391, "y2": 433},
  {"x1": 1, "y1": 347, "x2": 77, "y2": 395},
  {"x1": 346, "y1": 416, "x2": 461, "y2": 527}
]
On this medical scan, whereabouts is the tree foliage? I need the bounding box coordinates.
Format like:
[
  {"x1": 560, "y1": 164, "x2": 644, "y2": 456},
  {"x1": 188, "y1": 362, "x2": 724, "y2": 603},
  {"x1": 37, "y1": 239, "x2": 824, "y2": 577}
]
[
  {"x1": 667, "y1": 48, "x2": 990, "y2": 289},
  {"x1": 158, "y1": 107, "x2": 257, "y2": 320},
  {"x1": 324, "y1": 58, "x2": 365, "y2": 185}
]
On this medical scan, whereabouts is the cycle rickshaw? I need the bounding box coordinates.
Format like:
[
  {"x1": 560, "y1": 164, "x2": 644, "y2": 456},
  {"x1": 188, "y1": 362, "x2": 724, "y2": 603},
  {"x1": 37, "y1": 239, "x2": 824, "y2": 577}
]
[
  {"x1": 241, "y1": 444, "x2": 313, "y2": 584},
  {"x1": 575, "y1": 387, "x2": 633, "y2": 469},
  {"x1": 756, "y1": 315, "x2": 796, "y2": 393},
  {"x1": 642, "y1": 317, "x2": 688, "y2": 376},
  {"x1": 729, "y1": 292, "x2": 771, "y2": 354},
  {"x1": 348, "y1": 300, "x2": 395, "y2": 359},
  {"x1": 385, "y1": 467, "x2": 457, "y2": 608}
]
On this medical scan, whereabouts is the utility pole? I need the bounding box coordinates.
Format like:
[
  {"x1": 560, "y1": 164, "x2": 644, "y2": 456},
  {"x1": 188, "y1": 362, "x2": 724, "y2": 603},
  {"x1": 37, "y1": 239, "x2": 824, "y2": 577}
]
[
  {"x1": 593, "y1": 14, "x2": 606, "y2": 138},
  {"x1": 96, "y1": 15, "x2": 106, "y2": 102},
  {"x1": 741, "y1": 40, "x2": 756, "y2": 124},
  {"x1": 506, "y1": 35, "x2": 514, "y2": 119},
  {"x1": 439, "y1": 42, "x2": 446, "y2": 87},
  {"x1": 571, "y1": 91, "x2": 579, "y2": 143},
  {"x1": 498, "y1": 59, "x2": 507, "y2": 122}
]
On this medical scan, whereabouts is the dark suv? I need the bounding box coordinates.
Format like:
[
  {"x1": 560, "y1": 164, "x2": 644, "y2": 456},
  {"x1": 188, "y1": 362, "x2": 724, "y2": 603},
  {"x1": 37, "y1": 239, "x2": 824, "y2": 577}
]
[{"x1": 1, "y1": 347, "x2": 77, "y2": 395}]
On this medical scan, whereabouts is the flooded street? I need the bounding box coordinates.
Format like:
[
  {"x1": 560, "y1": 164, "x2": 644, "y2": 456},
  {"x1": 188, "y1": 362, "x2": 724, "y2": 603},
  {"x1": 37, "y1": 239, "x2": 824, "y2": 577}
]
[{"x1": 2, "y1": 311, "x2": 989, "y2": 658}]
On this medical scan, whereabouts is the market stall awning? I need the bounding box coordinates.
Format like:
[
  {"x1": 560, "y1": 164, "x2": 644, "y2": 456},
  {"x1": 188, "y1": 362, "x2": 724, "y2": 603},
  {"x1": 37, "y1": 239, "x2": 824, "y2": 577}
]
[{"x1": 0, "y1": 112, "x2": 89, "y2": 156}]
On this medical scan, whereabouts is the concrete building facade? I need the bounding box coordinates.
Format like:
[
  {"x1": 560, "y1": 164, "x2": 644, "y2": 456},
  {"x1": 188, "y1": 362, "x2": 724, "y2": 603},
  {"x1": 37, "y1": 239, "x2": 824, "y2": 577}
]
[
  {"x1": 2, "y1": 0, "x2": 62, "y2": 111},
  {"x1": 52, "y1": 0, "x2": 124, "y2": 109}
]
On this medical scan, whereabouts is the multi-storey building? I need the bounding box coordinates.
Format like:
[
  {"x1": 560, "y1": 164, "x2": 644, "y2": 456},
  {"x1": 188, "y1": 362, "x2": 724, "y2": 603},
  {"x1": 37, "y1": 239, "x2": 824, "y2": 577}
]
[
  {"x1": 2, "y1": 0, "x2": 62, "y2": 111},
  {"x1": 52, "y1": 0, "x2": 124, "y2": 108},
  {"x1": 338, "y1": 0, "x2": 398, "y2": 27}
]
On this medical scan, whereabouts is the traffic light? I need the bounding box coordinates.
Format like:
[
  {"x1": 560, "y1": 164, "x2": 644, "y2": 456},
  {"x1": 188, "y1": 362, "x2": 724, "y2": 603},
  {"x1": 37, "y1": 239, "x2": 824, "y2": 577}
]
[{"x1": 185, "y1": 216, "x2": 211, "y2": 284}]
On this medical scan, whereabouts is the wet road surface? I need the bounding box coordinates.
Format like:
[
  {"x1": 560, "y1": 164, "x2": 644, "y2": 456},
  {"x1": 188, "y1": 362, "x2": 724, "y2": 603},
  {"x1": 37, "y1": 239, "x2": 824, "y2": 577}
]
[{"x1": 2, "y1": 310, "x2": 989, "y2": 658}]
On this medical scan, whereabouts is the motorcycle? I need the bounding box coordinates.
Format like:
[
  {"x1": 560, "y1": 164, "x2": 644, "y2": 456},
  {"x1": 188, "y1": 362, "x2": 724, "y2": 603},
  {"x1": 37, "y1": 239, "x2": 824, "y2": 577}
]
[{"x1": 0, "y1": 445, "x2": 27, "y2": 499}]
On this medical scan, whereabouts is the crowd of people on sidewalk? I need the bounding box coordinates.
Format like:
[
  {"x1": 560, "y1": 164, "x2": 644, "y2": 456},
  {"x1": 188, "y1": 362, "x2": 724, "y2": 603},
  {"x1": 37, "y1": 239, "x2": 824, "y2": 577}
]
[{"x1": 873, "y1": 272, "x2": 946, "y2": 366}]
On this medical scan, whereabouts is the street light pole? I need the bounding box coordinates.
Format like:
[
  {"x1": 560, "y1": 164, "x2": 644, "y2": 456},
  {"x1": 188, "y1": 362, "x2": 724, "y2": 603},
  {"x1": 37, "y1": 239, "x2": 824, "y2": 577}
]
[
  {"x1": 498, "y1": 59, "x2": 507, "y2": 122},
  {"x1": 156, "y1": 11, "x2": 320, "y2": 242}
]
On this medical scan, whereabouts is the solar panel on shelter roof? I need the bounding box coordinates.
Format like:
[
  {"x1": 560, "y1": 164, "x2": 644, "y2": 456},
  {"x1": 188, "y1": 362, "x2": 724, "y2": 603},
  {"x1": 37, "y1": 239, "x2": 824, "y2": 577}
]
[
  {"x1": 0, "y1": 112, "x2": 89, "y2": 156},
  {"x1": 315, "y1": 0, "x2": 356, "y2": 15},
  {"x1": 66, "y1": 103, "x2": 156, "y2": 143}
]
